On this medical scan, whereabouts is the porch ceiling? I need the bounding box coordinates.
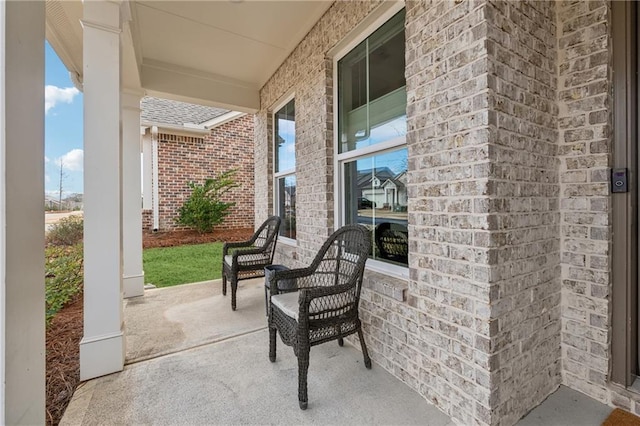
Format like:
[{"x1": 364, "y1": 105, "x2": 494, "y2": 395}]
[{"x1": 45, "y1": 0, "x2": 333, "y2": 113}]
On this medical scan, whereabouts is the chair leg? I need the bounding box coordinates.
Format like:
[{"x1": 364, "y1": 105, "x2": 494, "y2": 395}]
[
  {"x1": 298, "y1": 347, "x2": 310, "y2": 410},
  {"x1": 337, "y1": 325, "x2": 344, "y2": 346},
  {"x1": 231, "y1": 277, "x2": 238, "y2": 311},
  {"x1": 222, "y1": 272, "x2": 227, "y2": 296},
  {"x1": 357, "y1": 328, "x2": 372, "y2": 369},
  {"x1": 337, "y1": 337, "x2": 344, "y2": 347},
  {"x1": 269, "y1": 326, "x2": 277, "y2": 362}
]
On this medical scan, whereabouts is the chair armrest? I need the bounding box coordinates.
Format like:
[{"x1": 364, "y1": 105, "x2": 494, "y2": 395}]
[
  {"x1": 222, "y1": 240, "x2": 254, "y2": 255},
  {"x1": 299, "y1": 283, "x2": 354, "y2": 304},
  {"x1": 268, "y1": 266, "x2": 313, "y2": 296}
]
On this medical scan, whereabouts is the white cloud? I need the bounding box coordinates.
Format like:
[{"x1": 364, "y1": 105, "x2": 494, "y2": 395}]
[
  {"x1": 45, "y1": 156, "x2": 50, "y2": 163},
  {"x1": 45, "y1": 85, "x2": 79, "y2": 114},
  {"x1": 45, "y1": 174, "x2": 50, "y2": 184},
  {"x1": 56, "y1": 149, "x2": 83, "y2": 172}
]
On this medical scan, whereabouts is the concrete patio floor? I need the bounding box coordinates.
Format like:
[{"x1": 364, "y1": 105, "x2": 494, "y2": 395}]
[{"x1": 61, "y1": 279, "x2": 613, "y2": 425}]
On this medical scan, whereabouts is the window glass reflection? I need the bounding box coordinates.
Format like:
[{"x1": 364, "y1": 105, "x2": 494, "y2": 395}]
[
  {"x1": 275, "y1": 99, "x2": 295, "y2": 172},
  {"x1": 344, "y1": 148, "x2": 408, "y2": 266},
  {"x1": 338, "y1": 10, "x2": 406, "y2": 154},
  {"x1": 277, "y1": 175, "x2": 296, "y2": 239}
]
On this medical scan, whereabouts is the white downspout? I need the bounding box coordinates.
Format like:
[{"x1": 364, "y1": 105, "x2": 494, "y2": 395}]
[{"x1": 151, "y1": 126, "x2": 159, "y2": 231}]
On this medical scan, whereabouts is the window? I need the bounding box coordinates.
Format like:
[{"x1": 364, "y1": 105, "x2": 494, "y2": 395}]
[
  {"x1": 337, "y1": 9, "x2": 407, "y2": 272},
  {"x1": 274, "y1": 98, "x2": 296, "y2": 240},
  {"x1": 338, "y1": 10, "x2": 406, "y2": 154}
]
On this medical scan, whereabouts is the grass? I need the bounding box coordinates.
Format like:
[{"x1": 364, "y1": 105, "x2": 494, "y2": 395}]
[{"x1": 143, "y1": 242, "x2": 223, "y2": 287}]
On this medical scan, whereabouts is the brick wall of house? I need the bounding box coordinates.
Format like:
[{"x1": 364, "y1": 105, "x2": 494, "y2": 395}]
[
  {"x1": 155, "y1": 114, "x2": 255, "y2": 231},
  {"x1": 557, "y1": 0, "x2": 633, "y2": 411},
  {"x1": 405, "y1": 1, "x2": 495, "y2": 423},
  {"x1": 485, "y1": 2, "x2": 562, "y2": 423},
  {"x1": 257, "y1": 1, "x2": 502, "y2": 423},
  {"x1": 254, "y1": 113, "x2": 271, "y2": 227},
  {"x1": 258, "y1": 0, "x2": 381, "y2": 263},
  {"x1": 142, "y1": 209, "x2": 153, "y2": 231},
  {"x1": 255, "y1": 0, "x2": 634, "y2": 424}
]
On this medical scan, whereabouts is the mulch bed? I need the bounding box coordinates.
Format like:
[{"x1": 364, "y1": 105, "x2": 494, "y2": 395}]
[
  {"x1": 142, "y1": 228, "x2": 253, "y2": 249},
  {"x1": 46, "y1": 228, "x2": 253, "y2": 425},
  {"x1": 46, "y1": 295, "x2": 82, "y2": 426}
]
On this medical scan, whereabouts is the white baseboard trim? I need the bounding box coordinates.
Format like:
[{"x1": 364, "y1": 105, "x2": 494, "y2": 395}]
[
  {"x1": 80, "y1": 331, "x2": 125, "y2": 380},
  {"x1": 123, "y1": 272, "x2": 144, "y2": 298}
]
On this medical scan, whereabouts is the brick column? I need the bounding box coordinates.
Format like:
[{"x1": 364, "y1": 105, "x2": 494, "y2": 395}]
[{"x1": 406, "y1": 1, "x2": 560, "y2": 424}]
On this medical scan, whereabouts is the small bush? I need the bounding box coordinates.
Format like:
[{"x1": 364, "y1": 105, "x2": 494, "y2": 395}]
[
  {"x1": 45, "y1": 244, "x2": 83, "y2": 325},
  {"x1": 176, "y1": 170, "x2": 239, "y2": 233},
  {"x1": 47, "y1": 215, "x2": 83, "y2": 246}
]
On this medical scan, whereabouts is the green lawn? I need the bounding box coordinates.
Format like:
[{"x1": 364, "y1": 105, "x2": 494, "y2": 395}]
[{"x1": 143, "y1": 242, "x2": 223, "y2": 287}]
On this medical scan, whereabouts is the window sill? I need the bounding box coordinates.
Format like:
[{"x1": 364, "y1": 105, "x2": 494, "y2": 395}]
[
  {"x1": 362, "y1": 268, "x2": 408, "y2": 302},
  {"x1": 278, "y1": 237, "x2": 297, "y2": 247}
]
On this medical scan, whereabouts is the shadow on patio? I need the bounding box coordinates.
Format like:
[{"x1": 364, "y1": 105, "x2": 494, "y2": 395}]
[{"x1": 60, "y1": 279, "x2": 612, "y2": 425}]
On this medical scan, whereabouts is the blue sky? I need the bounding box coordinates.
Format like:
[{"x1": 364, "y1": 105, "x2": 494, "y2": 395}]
[{"x1": 45, "y1": 41, "x2": 83, "y2": 196}]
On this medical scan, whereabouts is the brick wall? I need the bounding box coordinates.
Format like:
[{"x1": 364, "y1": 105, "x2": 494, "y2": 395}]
[
  {"x1": 485, "y1": 1, "x2": 561, "y2": 424},
  {"x1": 155, "y1": 114, "x2": 255, "y2": 231},
  {"x1": 258, "y1": 0, "x2": 381, "y2": 263},
  {"x1": 255, "y1": 0, "x2": 634, "y2": 424},
  {"x1": 557, "y1": 0, "x2": 617, "y2": 408},
  {"x1": 257, "y1": 1, "x2": 502, "y2": 423},
  {"x1": 405, "y1": 1, "x2": 494, "y2": 423},
  {"x1": 142, "y1": 209, "x2": 152, "y2": 231},
  {"x1": 254, "y1": 112, "x2": 272, "y2": 227}
]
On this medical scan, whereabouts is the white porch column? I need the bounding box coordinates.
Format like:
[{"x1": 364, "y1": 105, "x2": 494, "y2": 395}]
[
  {"x1": 151, "y1": 126, "x2": 160, "y2": 231},
  {"x1": 0, "y1": 2, "x2": 46, "y2": 423},
  {"x1": 122, "y1": 91, "x2": 144, "y2": 298},
  {"x1": 80, "y1": 0, "x2": 125, "y2": 380},
  {"x1": 142, "y1": 132, "x2": 153, "y2": 211}
]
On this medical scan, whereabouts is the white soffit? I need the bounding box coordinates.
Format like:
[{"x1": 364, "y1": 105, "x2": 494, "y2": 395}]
[
  {"x1": 45, "y1": 0, "x2": 334, "y2": 110},
  {"x1": 45, "y1": 0, "x2": 83, "y2": 76},
  {"x1": 134, "y1": 0, "x2": 332, "y2": 88}
]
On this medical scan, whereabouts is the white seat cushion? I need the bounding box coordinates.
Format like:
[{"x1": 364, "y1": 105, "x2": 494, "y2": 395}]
[
  {"x1": 271, "y1": 290, "x2": 352, "y2": 321},
  {"x1": 271, "y1": 291, "x2": 299, "y2": 320},
  {"x1": 225, "y1": 253, "x2": 270, "y2": 267}
]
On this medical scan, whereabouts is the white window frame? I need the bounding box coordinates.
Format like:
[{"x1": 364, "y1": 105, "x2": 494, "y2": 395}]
[
  {"x1": 333, "y1": 2, "x2": 408, "y2": 279},
  {"x1": 272, "y1": 93, "x2": 297, "y2": 245}
]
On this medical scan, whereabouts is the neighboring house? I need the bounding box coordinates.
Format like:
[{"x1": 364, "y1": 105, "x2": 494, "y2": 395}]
[
  {"x1": 355, "y1": 167, "x2": 407, "y2": 209},
  {"x1": 140, "y1": 96, "x2": 254, "y2": 232},
  {"x1": 6, "y1": 2, "x2": 640, "y2": 426},
  {"x1": 45, "y1": 193, "x2": 83, "y2": 211}
]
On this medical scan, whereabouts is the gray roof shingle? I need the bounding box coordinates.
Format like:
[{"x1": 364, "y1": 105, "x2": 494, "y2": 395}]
[{"x1": 141, "y1": 96, "x2": 229, "y2": 127}]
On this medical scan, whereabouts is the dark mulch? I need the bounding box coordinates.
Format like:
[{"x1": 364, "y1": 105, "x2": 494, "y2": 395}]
[
  {"x1": 143, "y1": 228, "x2": 253, "y2": 249},
  {"x1": 46, "y1": 295, "x2": 83, "y2": 426},
  {"x1": 46, "y1": 228, "x2": 253, "y2": 425}
]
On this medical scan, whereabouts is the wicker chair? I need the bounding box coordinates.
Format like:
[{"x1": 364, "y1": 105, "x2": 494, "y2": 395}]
[
  {"x1": 222, "y1": 216, "x2": 281, "y2": 311},
  {"x1": 267, "y1": 225, "x2": 372, "y2": 409},
  {"x1": 374, "y1": 222, "x2": 408, "y2": 264}
]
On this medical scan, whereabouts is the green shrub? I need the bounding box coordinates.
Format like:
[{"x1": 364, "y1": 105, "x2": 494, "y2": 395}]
[
  {"x1": 47, "y1": 215, "x2": 84, "y2": 246},
  {"x1": 45, "y1": 244, "x2": 83, "y2": 325},
  {"x1": 176, "y1": 170, "x2": 239, "y2": 233}
]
